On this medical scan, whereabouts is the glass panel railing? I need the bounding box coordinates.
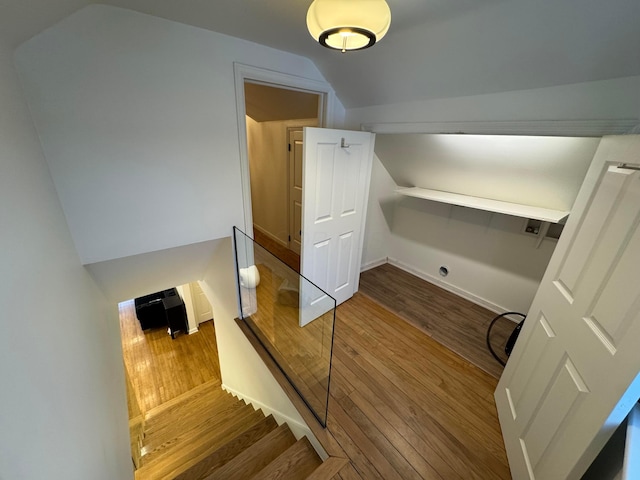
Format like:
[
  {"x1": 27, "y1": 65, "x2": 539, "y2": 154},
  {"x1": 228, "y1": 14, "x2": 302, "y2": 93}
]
[{"x1": 233, "y1": 227, "x2": 336, "y2": 427}]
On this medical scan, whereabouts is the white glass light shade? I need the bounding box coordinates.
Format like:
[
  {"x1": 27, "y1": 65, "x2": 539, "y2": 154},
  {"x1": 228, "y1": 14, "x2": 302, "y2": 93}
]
[{"x1": 306, "y1": 0, "x2": 391, "y2": 52}]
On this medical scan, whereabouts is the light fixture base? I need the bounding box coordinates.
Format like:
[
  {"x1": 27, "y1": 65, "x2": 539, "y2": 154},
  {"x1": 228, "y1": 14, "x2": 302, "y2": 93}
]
[{"x1": 319, "y1": 27, "x2": 376, "y2": 52}]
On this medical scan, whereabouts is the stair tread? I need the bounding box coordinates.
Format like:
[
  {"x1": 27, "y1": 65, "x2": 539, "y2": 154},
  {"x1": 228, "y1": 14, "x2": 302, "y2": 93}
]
[
  {"x1": 305, "y1": 457, "x2": 349, "y2": 480},
  {"x1": 135, "y1": 408, "x2": 266, "y2": 480},
  {"x1": 174, "y1": 414, "x2": 279, "y2": 480},
  {"x1": 140, "y1": 403, "x2": 255, "y2": 466},
  {"x1": 144, "y1": 382, "x2": 230, "y2": 430},
  {"x1": 203, "y1": 423, "x2": 297, "y2": 480},
  {"x1": 249, "y1": 437, "x2": 322, "y2": 480},
  {"x1": 142, "y1": 398, "x2": 247, "y2": 452}
]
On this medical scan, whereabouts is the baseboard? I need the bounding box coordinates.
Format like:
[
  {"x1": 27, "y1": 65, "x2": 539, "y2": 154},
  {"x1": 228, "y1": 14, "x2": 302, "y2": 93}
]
[
  {"x1": 221, "y1": 383, "x2": 328, "y2": 460},
  {"x1": 360, "y1": 257, "x2": 388, "y2": 272},
  {"x1": 252, "y1": 224, "x2": 288, "y2": 249},
  {"x1": 188, "y1": 326, "x2": 199, "y2": 335},
  {"x1": 387, "y1": 257, "x2": 510, "y2": 315}
]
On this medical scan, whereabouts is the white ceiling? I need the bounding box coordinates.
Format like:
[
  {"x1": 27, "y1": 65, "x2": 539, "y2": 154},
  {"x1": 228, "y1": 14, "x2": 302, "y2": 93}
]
[{"x1": 2, "y1": 0, "x2": 639, "y2": 108}]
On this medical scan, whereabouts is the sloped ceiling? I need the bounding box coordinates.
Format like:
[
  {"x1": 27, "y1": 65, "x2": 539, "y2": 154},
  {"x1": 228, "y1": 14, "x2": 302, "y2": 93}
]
[{"x1": 2, "y1": 0, "x2": 639, "y2": 109}]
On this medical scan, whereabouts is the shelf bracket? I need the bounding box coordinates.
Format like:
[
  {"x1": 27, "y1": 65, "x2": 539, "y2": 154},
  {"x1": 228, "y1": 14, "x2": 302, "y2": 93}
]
[{"x1": 535, "y1": 221, "x2": 551, "y2": 249}]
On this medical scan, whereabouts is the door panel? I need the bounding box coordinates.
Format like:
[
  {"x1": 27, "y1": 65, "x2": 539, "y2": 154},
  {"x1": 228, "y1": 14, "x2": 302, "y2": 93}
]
[
  {"x1": 313, "y1": 145, "x2": 337, "y2": 222},
  {"x1": 300, "y1": 127, "x2": 374, "y2": 317},
  {"x1": 311, "y1": 239, "x2": 331, "y2": 292},
  {"x1": 335, "y1": 231, "x2": 354, "y2": 291},
  {"x1": 495, "y1": 135, "x2": 640, "y2": 480}
]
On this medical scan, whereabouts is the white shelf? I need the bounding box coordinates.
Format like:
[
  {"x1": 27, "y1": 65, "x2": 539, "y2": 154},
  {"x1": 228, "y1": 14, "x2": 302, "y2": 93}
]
[{"x1": 396, "y1": 187, "x2": 569, "y2": 223}]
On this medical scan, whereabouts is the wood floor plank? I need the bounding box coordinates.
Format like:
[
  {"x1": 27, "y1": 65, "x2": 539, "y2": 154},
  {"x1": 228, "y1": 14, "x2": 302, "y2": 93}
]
[
  {"x1": 329, "y1": 399, "x2": 405, "y2": 480},
  {"x1": 337, "y1": 301, "x2": 502, "y2": 436},
  {"x1": 334, "y1": 462, "x2": 364, "y2": 480},
  {"x1": 333, "y1": 316, "x2": 510, "y2": 478},
  {"x1": 253, "y1": 228, "x2": 300, "y2": 273},
  {"x1": 119, "y1": 299, "x2": 222, "y2": 412},
  {"x1": 359, "y1": 263, "x2": 516, "y2": 378},
  {"x1": 332, "y1": 352, "x2": 490, "y2": 480},
  {"x1": 338, "y1": 394, "x2": 428, "y2": 480}
]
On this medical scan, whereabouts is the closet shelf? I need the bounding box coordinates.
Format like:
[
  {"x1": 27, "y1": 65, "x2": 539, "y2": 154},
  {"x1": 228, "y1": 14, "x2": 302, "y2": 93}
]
[{"x1": 396, "y1": 187, "x2": 569, "y2": 223}]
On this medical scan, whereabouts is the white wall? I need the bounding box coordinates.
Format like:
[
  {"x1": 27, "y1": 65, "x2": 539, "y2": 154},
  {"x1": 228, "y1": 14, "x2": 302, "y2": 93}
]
[
  {"x1": 346, "y1": 76, "x2": 640, "y2": 127},
  {"x1": 363, "y1": 151, "x2": 565, "y2": 313},
  {"x1": 375, "y1": 134, "x2": 600, "y2": 211},
  {"x1": 85, "y1": 239, "x2": 223, "y2": 304},
  {"x1": 353, "y1": 78, "x2": 639, "y2": 314},
  {"x1": 0, "y1": 44, "x2": 131, "y2": 480},
  {"x1": 247, "y1": 117, "x2": 317, "y2": 245},
  {"x1": 361, "y1": 155, "x2": 396, "y2": 270},
  {"x1": 15, "y1": 5, "x2": 343, "y2": 265}
]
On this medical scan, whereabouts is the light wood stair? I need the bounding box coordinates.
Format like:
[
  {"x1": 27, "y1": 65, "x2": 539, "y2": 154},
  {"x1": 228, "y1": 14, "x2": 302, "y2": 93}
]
[{"x1": 133, "y1": 380, "x2": 335, "y2": 480}]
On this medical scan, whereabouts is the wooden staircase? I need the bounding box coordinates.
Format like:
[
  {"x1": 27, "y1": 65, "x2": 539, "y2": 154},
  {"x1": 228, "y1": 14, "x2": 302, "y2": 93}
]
[{"x1": 133, "y1": 380, "x2": 331, "y2": 480}]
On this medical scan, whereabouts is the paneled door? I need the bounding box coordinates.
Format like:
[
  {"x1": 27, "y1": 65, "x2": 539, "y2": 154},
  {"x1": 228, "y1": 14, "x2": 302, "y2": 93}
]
[
  {"x1": 495, "y1": 135, "x2": 640, "y2": 479},
  {"x1": 299, "y1": 128, "x2": 374, "y2": 325}
]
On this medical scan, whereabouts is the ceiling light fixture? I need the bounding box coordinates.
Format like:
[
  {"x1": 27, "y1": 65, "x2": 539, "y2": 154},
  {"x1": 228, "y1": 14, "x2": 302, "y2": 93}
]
[{"x1": 306, "y1": 0, "x2": 391, "y2": 53}]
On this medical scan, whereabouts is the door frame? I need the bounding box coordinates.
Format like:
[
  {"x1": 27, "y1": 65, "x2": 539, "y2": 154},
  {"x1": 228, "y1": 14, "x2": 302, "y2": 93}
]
[
  {"x1": 233, "y1": 63, "x2": 337, "y2": 236},
  {"x1": 287, "y1": 126, "x2": 303, "y2": 254}
]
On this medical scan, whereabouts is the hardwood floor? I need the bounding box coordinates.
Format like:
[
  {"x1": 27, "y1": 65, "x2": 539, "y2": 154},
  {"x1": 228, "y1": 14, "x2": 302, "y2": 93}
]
[
  {"x1": 120, "y1": 278, "x2": 511, "y2": 479},
  {"x1": 119, "y1": 299, "x2": 222, "y2": 413},
  {"x1": 328, "y1": 294, "x2": 510, "y2": 479},
  {"x1": 359, "y1": 263, "x2": 517, "y2": 379},
  {"x1": 253, "y1": 228, "x2": 301, "y2": 273}
]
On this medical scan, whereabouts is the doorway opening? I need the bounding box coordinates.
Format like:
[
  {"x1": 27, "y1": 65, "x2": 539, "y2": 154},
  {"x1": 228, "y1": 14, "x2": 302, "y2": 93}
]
[
  {"x1": 244, "y1": 81, "x2": 321, "y2": 273},
  {"x1": 233, "y1": 64, "x2": 335, "y2": 274}
]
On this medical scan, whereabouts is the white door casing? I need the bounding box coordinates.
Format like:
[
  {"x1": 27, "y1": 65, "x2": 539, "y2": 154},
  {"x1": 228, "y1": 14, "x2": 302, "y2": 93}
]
[
  {"x1": 288, "y1": 128, "x2": 303, "y2": 255},
  {"x1": 299, "y1": 128, "x2": 374, "y2": 325},
  {"x1": 495, "y1": 135, "x2": 640, "y2": 479}
]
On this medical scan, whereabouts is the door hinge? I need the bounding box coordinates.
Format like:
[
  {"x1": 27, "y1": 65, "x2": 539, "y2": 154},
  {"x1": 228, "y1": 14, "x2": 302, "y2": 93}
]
[
  {"x1": 288, "y1": 143, "x2": 291, "y2": 152},
  {"x1": 288, "y1": 235, "x2": 291, "y2": 241}
]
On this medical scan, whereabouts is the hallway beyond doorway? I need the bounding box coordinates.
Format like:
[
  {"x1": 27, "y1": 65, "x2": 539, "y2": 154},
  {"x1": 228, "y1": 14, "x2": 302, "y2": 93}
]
[{"x1": 119, "y1": 299, "x2": 222, "y2": 413}]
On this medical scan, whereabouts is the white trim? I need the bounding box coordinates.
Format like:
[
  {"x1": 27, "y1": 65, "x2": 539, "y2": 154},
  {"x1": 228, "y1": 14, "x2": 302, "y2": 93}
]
[
  {"x1": 221, "y1": 383, "x2": 328, "y2": 460},
  {"x1": 361, "y1": 119, "x2": 639, "y2": 137},
  {"x1": 188, "y1": 326, "x2": 199, "y2": 335},
  {"x1": 387, "y1": 257, "x2": 509, "y2": 314},
  {"x1": 233, "y1": 63, "x2": 337, "y2": 235},
  {"x1": 360, "y1": 257, "x2": 388, "y2": 272}
]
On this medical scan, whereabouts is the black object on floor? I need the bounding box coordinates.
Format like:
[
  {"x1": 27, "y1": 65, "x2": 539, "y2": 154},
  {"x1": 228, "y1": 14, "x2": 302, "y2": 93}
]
[{"x1": 487, "y1": 312, "x2": 526, "y2": 367}]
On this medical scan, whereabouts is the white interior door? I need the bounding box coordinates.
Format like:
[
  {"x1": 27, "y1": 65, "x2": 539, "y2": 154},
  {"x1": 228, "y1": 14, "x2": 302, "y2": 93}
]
[
  {"x1": 288, "y1": 128, "x2": 303, "y2": 255},
  {"x1": 191, "y1": 282, "x2": 213, "y2": 324},
  {"x1": 495, "y1": 135, "x2": 640, "y2": 480},
  {"x1": 299, "y1": 127, "x2": 374, "y2": 325}
]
